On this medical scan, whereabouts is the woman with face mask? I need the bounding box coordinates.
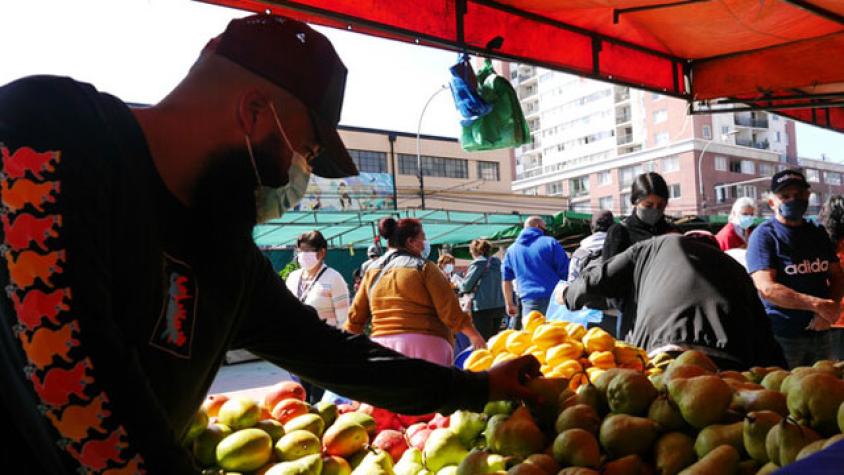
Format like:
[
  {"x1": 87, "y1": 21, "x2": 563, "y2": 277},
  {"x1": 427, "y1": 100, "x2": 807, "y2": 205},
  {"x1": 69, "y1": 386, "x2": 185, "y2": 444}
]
[
  {"x1": 602, "y1": 172, "x2": 677, "y2": 339},
  {"x1": 716, "y1": 197, "x2": 757, "y2": 252},
  {"x1": 285, "y1": 230, "x2": 350, "y2": 403},
  {"x1": 346, "y1": 217, "x2": 486, "y2": 366},
  {"x1": 437, "y1": 254, "x2": 461, "y2": 288}
]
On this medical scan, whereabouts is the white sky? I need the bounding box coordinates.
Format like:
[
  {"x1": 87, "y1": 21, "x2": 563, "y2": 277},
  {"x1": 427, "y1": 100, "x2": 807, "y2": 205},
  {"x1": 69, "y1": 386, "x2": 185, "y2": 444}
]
[{"x1": 2, "y1": 0, "x2": 842, "y2": 161}]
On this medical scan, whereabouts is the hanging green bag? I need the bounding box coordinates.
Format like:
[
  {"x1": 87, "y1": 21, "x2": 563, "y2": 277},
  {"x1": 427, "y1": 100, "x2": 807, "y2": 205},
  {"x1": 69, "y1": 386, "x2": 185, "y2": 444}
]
[{"x1": 460, "y1": 59, "x2": 531, "y2": 151}]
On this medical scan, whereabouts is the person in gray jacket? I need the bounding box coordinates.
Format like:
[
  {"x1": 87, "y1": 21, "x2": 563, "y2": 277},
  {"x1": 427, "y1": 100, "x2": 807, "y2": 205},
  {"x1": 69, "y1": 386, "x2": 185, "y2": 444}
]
[{"x1": 461, "y1": 239, "x2": 506, "y2": 339}]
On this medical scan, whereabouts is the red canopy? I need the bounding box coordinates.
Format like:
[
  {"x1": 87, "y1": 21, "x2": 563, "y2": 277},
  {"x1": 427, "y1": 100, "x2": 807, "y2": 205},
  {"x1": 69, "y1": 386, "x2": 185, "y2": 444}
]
[{"x1": 201, "y1": 0, "x2": 844, "y2": 132}]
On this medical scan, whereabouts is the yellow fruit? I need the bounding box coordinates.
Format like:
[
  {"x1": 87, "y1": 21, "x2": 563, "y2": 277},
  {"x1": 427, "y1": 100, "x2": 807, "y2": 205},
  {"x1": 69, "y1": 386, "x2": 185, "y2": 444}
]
[
  {"x1": 505, "y1": 331, "x2": 532, "y2": 355},
  {"x1": 582, "y1": 327, "x2": 615, "y2": 353},
  {"x1": 569, "y1": 372, "x2": 590, "y2": 390},
  {"x1": 526, "y1": 346, "x2": 547, "y2": 365},
  {"x1": 492, "y1": 352, "x2": 517, "y2": 367},
  {"x1": 487, "y1": 330, "x2": 515, "y2": 355},
  {"x1": 546, "y1": 368, "x2": 569, "y2": 379},
  {"x1": 556, "y1": 359, "x2": 583, "y2": 379},
  {"x1": 588, "y1": 351, "x2": 616, "y2": 369},
  {"x1": 586, "y1": 367, "x2": 606, "y2": 381},
  {"x1": 531, "y1": 324, "x2": 568, "y2": 350},
  {"x1": 565, "y1": 323, "x2": 587, "y2": 341},
  {"x1": 540, "y1": 364, "x2": 553, "y2": 376},
  {"x1": 216, "y1": 428, "x2": 273, "y2": 472},
  {"x1": 613, "y1": 342, "x2": 649, "y2": 367},
  {"x1": 647, "y1": 367, "x2": 664, "y2": 376},
  {"x1": 465, "y1": 349, "x2": 494, "y2": 372},
  {"x1": 546, "y1": 342, "x2": 583, "y2": 366},
  {"x1": 522, "y1": 311, "x2": 546, "y2": 334}
]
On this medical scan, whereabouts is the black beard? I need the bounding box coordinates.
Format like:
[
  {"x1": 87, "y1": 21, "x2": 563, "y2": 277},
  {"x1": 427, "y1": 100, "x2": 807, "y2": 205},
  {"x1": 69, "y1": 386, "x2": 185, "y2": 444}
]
[{"x1": 192, "y1": 145, "x2": 258, "y2": 238}]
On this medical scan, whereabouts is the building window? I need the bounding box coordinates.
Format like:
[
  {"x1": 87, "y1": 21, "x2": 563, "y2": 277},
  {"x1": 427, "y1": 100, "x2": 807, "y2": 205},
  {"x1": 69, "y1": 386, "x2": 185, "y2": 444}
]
[
  {"x1": 662, "y1": 156, "x2": 680, "y2": 173},
  {"x1": 654, "y1": 132, "x2": 670, "y2": 146},
  {"x1": 741, "y1": 160, "x2": 755, "y2": 175},
  {"x1": 702, "y1": 125, "x2": 712, "y2": 140},
  {"x1": 398, "y1": 154, "x2": 468, "y2": 178},
  {"x1": 759, "y1": 163, "x2": 775, "y2": 176},
  {"x1": 477, "y1": 161, "x2": 500, "y2": 181},
  {"x1": 810, "y1": 192, "x2": 824, "y2": 207},
  {"x1": 570, "y1": 176, "x2": 590, "y2": 197},
  {"x1": 349, "y1": 150, "x2": 388, "y2": 173},
  {"x1": 715, "y1": 184, "x2": 730, "y2": 203},
  {"x1": 522, "y1": 187, "x2": 539, "y2": 196},
  {"x1": 620, "y1": 166, "x2": 639, "y2": 188},
  {"x1": 653, "y1": 109, "x2": 668, "y2": 124},
  {"x1": 572, "y1": 202, "x2": 592, "y2": 213},
  {"x1": 620, "y1": 193, "x2": 632, "y2": 214},
  {"x1": 729, "y1": 160, "x2": 742, "y2": 173},
  {"x1": 597, "y1": 171, "x2": 612, "y2": 186},
  {"x1": 669, "y1": 184, "x2": 681, "y2": 199},
  {"x1": 546, "y1": 181, "x2": 564, "y2": 195},
  {"x1": 599, "y1": 196, "x2": 613, "y2": 210},
  {"x1": 714, "y1": 156, "x2": 728, "y2": 171},
  {"x1": 776, "y1": 131, "x2": 781, "y2": 143},
  {"x1": 806, "y1": 169, "x2": 820, "y2": 183},
  {"x1": 721, "y1": 126, "x2": 730, "y2": 135},
  {"x1": 737, "y1": 185, "x2": 757, "y2": 199},
  {"x1": 825, "y1": 171, "x2": 842, "y2": 186}
]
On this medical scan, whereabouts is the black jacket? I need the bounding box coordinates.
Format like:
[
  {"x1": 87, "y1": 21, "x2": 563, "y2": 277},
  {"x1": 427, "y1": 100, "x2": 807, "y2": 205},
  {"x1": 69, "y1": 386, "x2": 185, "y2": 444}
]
[
  {"x1": 602, "y1": 212, "x2": 677, "y2": 260},
  {"x1": 565, "y1": 235, "x2": 786, "y2": 369}
]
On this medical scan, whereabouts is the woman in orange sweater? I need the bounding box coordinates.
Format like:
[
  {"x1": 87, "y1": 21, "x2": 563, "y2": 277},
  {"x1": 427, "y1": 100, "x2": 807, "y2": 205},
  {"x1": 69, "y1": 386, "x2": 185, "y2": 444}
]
[{"x1": 346, "y1": 217, "x2": 486, "y2": 366}]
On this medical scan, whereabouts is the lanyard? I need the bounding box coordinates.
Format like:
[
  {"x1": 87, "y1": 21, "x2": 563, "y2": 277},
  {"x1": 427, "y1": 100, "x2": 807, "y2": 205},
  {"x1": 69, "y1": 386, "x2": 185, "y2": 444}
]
[{"x1": 297, "y1": 265, "x2": 328, "y2": 302}]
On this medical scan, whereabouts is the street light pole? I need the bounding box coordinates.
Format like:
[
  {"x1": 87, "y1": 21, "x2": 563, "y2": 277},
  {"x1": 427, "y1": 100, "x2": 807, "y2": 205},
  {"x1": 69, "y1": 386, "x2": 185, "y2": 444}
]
[
  {"x1": 697, "y1": 129, "x2": 739, "y2": 214},
  {"x1": 417, "y1": 84, "x2": 449, "y2": 209}
]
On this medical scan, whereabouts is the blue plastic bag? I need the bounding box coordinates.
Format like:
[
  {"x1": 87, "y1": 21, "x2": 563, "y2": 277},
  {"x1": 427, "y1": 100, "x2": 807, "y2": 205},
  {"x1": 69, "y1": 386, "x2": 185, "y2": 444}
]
[
  {"x1": 448, "y1": 54, "x2": 492, "y2": 126},
  {"x1": 545, "y1": 281, "x2": 603, "y2": 325}
]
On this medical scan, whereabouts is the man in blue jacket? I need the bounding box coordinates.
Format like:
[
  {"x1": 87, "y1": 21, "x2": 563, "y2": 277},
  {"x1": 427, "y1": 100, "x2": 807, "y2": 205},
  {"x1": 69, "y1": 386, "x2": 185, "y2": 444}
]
[{"x1": 502, "y1": 216, "x2": 570, "y2": 326}]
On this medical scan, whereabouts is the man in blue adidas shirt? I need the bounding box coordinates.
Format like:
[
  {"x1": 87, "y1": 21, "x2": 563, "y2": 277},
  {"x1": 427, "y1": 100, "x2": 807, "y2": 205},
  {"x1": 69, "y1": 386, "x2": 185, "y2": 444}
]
[{"x1": 747, "y1": 169, "x2": 844, "y2": 368}]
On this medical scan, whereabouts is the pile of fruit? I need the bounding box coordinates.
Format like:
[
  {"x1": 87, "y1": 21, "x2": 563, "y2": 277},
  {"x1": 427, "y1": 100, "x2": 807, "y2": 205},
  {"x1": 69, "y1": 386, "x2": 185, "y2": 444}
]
[{"x1": 185, "y1": 312, "x2": 844, "y2": 474}]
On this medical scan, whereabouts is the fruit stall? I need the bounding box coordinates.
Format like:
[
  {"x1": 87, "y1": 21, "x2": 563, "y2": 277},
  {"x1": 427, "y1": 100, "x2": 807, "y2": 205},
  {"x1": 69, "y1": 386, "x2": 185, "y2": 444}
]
[{"x1": 187, "y1": 311, "x2": 844, "y2": 474}]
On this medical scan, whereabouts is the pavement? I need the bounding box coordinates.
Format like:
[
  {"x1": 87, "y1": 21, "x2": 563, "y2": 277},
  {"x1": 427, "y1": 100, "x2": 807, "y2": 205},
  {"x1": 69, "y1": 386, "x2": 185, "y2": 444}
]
[{"x1": 208, "y1": 358, "x2": 292, "y2": 402}]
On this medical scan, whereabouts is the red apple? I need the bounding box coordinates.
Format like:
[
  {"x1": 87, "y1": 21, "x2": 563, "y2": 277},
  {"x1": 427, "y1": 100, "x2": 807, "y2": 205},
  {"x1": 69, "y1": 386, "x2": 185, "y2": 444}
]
[
  {"x1": 263, "y1": 381, "x2": 306, "y2": 411},
  {"x1": 408, "y1": 428, "x2": 433, "y2": 451},
  {"x1": 405, "y1": 422, "x2": 428, "y2": 440},
  {"x1": 201, "y1": 394, "x2": 229, "y2": 418},
  {"x1": 372, "y1": 429, "x2": 409, "y2": 462}
]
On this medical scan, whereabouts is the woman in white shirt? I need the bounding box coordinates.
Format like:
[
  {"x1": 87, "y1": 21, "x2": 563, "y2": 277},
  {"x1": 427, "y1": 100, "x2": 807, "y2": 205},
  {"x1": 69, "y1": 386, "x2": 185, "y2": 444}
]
[{"x1": 285, "y1": 230, "x2": 350, "y2": 402}]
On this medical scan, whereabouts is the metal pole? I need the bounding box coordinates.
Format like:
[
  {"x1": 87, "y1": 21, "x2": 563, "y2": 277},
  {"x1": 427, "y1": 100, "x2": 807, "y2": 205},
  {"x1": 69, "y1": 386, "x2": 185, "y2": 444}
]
[
  {"x1": 697, "y1": 139, "x2": 714, "y2": 213},
  {"x1": 417, "y1": 85, "x2": 449, "y2": 209},
  {"x1": 388, "y1": 133, "x2": 398, "y2": 210}
]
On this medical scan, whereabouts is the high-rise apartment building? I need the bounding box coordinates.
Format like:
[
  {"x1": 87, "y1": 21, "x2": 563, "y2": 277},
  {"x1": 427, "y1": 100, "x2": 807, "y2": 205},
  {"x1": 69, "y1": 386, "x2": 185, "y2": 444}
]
[{"x1": 509, "y1": 66, "x2": 844, "y2": 216}]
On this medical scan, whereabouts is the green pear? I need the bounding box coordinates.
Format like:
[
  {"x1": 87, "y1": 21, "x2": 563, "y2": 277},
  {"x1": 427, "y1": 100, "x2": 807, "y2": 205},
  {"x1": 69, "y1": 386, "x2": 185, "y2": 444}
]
[
  {"x1": 322, "y1": 455, "x2": 352, "y2": 475},
  {"x1": 558, "y1": 388, "x2": 577, "y2": 409},
  {"x1": 315, "y1": 401, "x2": 338, "y2": 427},
  {"x1": 254, "y1": 419, "x2": 285, "y2": 443},
  {"x1": 839, "y1": 401, "x2": 844, "y2": 434},
  {"x1": 523, "y1": 454, "x2": 558, "y2": 474},
  {"x1": 812, "y1": 360, "x2": 842, "y2": 377},
  {"x1": 192, "y1": 423, "x2": 233, "y2": 468},
  {"x1": 745, "y1": 367, "x2": 772, "y2": 384},
  {"x1": 743, "y1": 411, "x2": 783, "y2": 464},
  {"x1": 485, "y1": 407, "x2": 546, "y2": 458},
  {"x1": 552, "y1": 429, "x2": 600, "y2": 468},
  {"x1": 574, "y1": 381, "x2": 605, "y2": 415},
  {"x1": 661, "y1": 364, "x2": 710, "y2": 385},
  {"x1": 756, "y1": 462, "x2": 779, "y2": 475},
  {"x1": 436, "y1": 466, "x2": 458, "y2": 475},
  {"x1": 795, "y1": 439, "x2": 826, "y2": 461},
  {"x1": 283, "y1": 413, "x2": 325, "y2": 437},
  {"x1": 732, "y1": 389, "x2": 787, "y2": 416},
  {"x1": 607, "y1": 371, "x2": 657, "y2": 416},
  {"x1": 779, "y1": 368, "x2": 828, "y2": 398},
  {"x1": 649, "y1": 372, "x2": 665, "y2": 392},
  {"x1": 694, "y1": 422, "x2": 744, "y2": 458},
  {"x1": 667, "y1": 375, "x2": 732, "y2": 429},
  {"x1": 601, "y1": 455, "x2": 643, "y2": 475},
  {"x1": 760, "y1": 370, "x2": 790, "y2": 392},
  {"x1": 395, "y1": 448, "x2": 425, "y2": 475},
  {"x1": 350, "y1": 448, "x2": 394, "y2": 475},
  {"x1": 765, "y1": 417, "x2": 820, "y2": 466},
  {"x1": 666, "y1": 350, "x2": 718, "y2": 374},
  {"x1": 598, "y1": 414, "x2": 659, "y2": 458},
  {"x1": 456, "y1": 449, "x2": 505, "y2": 475},
  {"x1": 183, "y1": 408, "x2": 210, "y2": 446},
  {"x1": 593, "y1": 368, "x2": 638, "y2": 403},
  {"x1": 526, "y1": 377, "x2": 569, "y2": 430},
  {"x1": 265, "y1": 453, "x2": 323, "y2": 475},
  {"x1": 720, "y1": 370, "x2": 749, "y2": 382},
  {"x1": 483, "y1": 400, "x2": 518, "y2": 417},
  {"x1": 506, "y1": 464, "x2": 545, "y2": 475},
  {"x1": 654, "y1": 432, "x2": 696, "y2": 475},
  {"x1": 424, "y1": 429, "x2": 469, "y2": 472},
  {"x1": 336, "y1": 413, "x2": 376, "y2": 436},
  {"x1": 678, "y1": 445, "x2": 739, "y2": 475},
  {"x1": 786, "y1": 372, "x2": 844, "y2": 436},
  {"x1": 647, "y1": 394, "x2": 687, "y2": 431},
  {"x1": 450, "y1": 411, "x2": 486, "y2": 446},
  {"x1": 554, "y1": 404, "x2": 600, "y2": 435}
]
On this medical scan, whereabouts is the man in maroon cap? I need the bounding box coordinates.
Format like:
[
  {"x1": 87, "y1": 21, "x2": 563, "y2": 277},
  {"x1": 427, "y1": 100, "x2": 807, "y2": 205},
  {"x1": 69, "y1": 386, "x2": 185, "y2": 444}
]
[{"x1": 0, "y1": 15, "x2": 538, "y2": 473}]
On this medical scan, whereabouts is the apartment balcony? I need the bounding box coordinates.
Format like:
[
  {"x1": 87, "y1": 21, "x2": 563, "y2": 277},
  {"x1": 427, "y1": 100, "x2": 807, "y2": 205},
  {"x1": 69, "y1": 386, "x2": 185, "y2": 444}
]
[
  {"x1": 616, "y1": 113, "x2": 632, "y2": 125},
  {"x1": 734, "y1": 116, "x2": 769, "y2": 128},
  {"x1": 614, "y1": 87, "x2": 630, "y2": 102},
  {"x1": 522, "y1": 168, "x2": 544, "y2": 179},
  {"x1": 617, "y1": 133, "x2": 633, "y2": 145},
  {"x1": 735, "y1": 138, "x2": 770, "y2": 150}
]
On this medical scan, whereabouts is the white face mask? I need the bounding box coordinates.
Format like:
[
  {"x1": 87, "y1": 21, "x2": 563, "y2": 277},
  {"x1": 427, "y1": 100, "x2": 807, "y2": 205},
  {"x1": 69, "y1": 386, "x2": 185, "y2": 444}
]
[
  {"x1": 247, "y1": 102, "x2": 313, "y2": 223},
  {"x1": 444, "y1": 264, "x2": 454, "y2": 274},
  {"x1": 297, "y1": 251, "x2": 321, "y2": 270}
]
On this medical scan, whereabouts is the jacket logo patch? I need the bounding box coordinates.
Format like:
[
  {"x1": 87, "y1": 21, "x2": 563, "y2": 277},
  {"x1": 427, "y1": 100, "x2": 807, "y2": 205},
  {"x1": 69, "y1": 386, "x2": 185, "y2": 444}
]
[{"x1": 150, "y1": 254, "x2": 197, "y2": 358}]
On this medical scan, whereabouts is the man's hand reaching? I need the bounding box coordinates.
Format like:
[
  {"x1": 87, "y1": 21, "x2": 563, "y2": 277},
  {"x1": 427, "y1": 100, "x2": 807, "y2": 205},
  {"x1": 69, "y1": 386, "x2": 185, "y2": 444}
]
[{"x1": 487, "y1": 355, "x2": 542, "y2": 406}]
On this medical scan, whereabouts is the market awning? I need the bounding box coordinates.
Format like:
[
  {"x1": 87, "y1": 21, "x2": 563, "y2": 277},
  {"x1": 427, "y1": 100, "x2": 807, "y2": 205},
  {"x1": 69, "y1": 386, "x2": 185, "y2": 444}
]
[
  {"x1": 253, "y1": 209, "x2": 543, "y2": 249},
  {"x1": 201, "y1": 0, "x2": 844, "y2": 132}
]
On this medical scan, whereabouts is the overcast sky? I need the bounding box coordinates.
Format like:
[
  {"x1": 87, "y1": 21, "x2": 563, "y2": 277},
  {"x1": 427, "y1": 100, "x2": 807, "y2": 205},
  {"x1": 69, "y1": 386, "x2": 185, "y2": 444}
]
[{"x1": 2, "y1": 0, "x2": 842, "y2": 161}]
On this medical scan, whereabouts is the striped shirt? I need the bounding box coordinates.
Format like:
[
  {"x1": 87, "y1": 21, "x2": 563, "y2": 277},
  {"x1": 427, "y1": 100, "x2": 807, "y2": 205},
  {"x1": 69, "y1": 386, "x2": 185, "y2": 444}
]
[{"x1": 285, "y1": 265, "x2": 349, "y2": 328}]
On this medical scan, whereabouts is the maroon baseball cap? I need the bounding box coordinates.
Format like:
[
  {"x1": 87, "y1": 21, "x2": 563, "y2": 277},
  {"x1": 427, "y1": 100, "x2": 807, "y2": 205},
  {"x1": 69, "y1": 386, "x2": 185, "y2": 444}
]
[{"x1": 207, "y1": 14, "x2": 357, "y2": 178}]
